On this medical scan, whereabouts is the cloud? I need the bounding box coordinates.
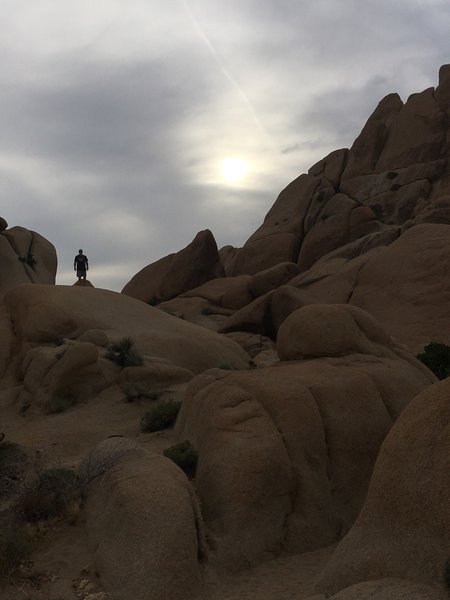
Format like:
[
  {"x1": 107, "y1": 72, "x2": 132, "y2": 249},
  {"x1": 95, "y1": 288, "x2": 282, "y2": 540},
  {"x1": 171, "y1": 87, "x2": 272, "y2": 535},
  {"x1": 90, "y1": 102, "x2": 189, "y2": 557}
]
[{"x1": 0, "y1": 0, "x2": 449, "y2": 291}]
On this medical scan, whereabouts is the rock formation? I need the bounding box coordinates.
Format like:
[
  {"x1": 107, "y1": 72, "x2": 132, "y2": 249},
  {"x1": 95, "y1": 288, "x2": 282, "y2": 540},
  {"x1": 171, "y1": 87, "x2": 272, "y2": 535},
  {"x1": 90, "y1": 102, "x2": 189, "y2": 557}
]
[
  {"x1": 122, "y1": 229, "x2": 225, "y2": 303},
  {"x1": 138, "y1": 65, "x2": 450, "y2": 354},
  {"x1": 0, "y1": 284, "x2": 249, "y2": 411},
  {"x1": 0, "y1": 218, "x2": 57, "y2": 298},
  {"x1": 316, "y1": 377, "x2": 450, "y2": 596},
  {"x1": 2, "y1": 66, "x2": 450, "y2": 600},
  {"x1": 175, "y1": 304, "x2": 434, "y2": 570},
  {"x1": 83, "y1": 438, "x2": 205, "y2": 600}
]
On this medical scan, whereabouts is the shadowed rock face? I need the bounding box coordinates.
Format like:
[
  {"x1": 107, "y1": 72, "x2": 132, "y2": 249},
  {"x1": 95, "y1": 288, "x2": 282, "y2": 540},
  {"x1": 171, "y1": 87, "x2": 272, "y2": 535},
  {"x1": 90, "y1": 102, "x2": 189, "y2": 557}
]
[
  {"x1": 0, "y1": 220, "x2": 57, "y2": 298},
  {"x1": 175, "y1": 305, "x2": 435, "y2": 571},
  {"x1": 83, "y1": 438, "x2": 206, "y2": 600},
  {"x1": 316, "y1": 377, "x2": 450, "y2": 597},
  {"x1": 135, "y1": 66, "x2": 450, "y2": 357},
  {"x1": 225, "y1": 65, "x2": 450, "y2": 277},
  {"x1": 122, "y1": 229, "x2": 225, "y2": 303},
  {"x1": 0, "y1": 284, "x2": 250, "y2": 410}
]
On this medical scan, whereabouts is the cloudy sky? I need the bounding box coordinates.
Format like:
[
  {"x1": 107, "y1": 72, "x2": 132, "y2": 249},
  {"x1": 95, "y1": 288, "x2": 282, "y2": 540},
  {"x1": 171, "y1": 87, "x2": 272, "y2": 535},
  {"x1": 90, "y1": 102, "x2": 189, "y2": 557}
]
[{"x1": 1, "y1": 0, "x2": 449, "y2": 290}]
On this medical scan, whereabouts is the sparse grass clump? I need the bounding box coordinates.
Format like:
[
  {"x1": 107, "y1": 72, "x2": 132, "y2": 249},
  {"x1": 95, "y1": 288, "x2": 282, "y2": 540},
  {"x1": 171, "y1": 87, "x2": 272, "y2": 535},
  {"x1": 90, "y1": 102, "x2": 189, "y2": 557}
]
[
  {"x1": 140, "y1": 400, "x2": 182, "y2": 432},
  {"x1": 416, "y1": 341, "x2": 450, "y2": 380},
  {"x1": 163, "y1": 441, "x2": 198, "y2": 479},
  {"x1": 105, "y1": 336, "x2": 144, "y2": 368},
  {"x1": 17, "y1": 467, "x2": 81, "y2": 523},
  {"x1": 44, "y1": 391, "x2": 77, "y2": 414},
  {"x1": 218, "y1": 363, "x2": 234, "y2": 370},
  {"x1": 121, "y1": 382, "x2": 159, "y2": 403}
]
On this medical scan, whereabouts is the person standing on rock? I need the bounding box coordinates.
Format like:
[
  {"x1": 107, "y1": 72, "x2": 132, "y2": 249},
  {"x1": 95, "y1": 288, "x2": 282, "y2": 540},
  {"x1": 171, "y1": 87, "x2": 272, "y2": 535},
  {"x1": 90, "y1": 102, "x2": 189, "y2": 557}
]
[{"x1": 74, "y1": 249, "x2": 89, "y2": 281}]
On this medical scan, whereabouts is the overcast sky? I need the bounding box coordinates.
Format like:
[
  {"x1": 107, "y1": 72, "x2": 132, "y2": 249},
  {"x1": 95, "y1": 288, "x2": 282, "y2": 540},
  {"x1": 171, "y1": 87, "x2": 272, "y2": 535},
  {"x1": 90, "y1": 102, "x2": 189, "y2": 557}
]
[{"x1": 1, "y1": 0, "x2": 449, "y2": 290}]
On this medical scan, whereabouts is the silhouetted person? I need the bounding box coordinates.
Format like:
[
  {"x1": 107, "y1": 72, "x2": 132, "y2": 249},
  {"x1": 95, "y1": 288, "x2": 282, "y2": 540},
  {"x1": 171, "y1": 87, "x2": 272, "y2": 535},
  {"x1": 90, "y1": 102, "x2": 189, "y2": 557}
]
[{"x1": 74, "y1": 249, "x2": 89, "y2": 281}]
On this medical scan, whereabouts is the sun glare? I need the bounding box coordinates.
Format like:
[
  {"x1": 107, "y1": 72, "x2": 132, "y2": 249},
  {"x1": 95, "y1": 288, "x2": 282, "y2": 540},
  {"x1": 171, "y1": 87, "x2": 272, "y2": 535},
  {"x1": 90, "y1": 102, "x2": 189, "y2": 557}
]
[{"x1": 221, "y1": 157, "x2": 249, "y2": 183}]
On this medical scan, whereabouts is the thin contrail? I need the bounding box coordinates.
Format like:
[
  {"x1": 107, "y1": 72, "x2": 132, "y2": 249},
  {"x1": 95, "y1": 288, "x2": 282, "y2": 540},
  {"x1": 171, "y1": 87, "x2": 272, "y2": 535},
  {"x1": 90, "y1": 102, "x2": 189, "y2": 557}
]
[{"x1": 180, "y1": 0, "x2": 275, "y2": 148}]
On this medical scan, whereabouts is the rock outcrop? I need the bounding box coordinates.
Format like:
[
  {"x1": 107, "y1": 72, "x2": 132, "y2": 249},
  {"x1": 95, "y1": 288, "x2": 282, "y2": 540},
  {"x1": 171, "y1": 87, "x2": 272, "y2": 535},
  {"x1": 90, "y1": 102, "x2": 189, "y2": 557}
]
[
  {"x1": 226, "y1": 65, "x2": 450, "y2": 277},
  {"x1": 83, "y1": 438, "x2": 205, "y2": 600},
  {"x1": 0, "y1": 284, "x2": 250, "y2": 409},
  {"x1": 175, "y1": 305, "x2": 435, "y2": 570},
  {"x1": 122, "y1": 229, "x2": 225, "y2": 303},
  {"x1": 0, "y1": 221, "x2": 57, "y2": 298},
  {"x1": 316, "y1": 377, "x2": 450, "y2": 597}
]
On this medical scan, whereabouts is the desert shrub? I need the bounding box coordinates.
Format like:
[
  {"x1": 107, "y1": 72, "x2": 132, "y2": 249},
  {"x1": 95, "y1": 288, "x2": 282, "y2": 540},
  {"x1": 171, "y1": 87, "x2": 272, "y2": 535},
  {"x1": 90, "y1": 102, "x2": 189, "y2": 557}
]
[
  {"x1": 105, "y1": 336, "x2": 144, "y2": 368},
  {"x1": 45, "y1": 391, "x2": 77, "y2": 414},
  {"x1": 0, "y1": 441, "x2": 27, "y2": 497},
  {"x1": 201, "y1": 307, "x2": 215, "y2": 316},
  {"x1": 248, "y1": 360, "x2": 257, "y2": 370},
  {"x1": 141, "y1": 400, "x2": 182, "y2": 432},
  {"x1": 416, "y1": 341, "x2": 450, "y2": 380},
  {"x1": 218, "y1": 363, "x2": 234, "y2": 370},
  {"x1": 17, "y1": 467, "x2": 81, "y2": 523},
  {"x1": 0, "y1": 520, "x2": 31, "y2": 577},
  {"x1": 386, "y1": 171, "x2": 398, "y2": 179},
  {"x1": 18, "y1": 252, "x2": 37, "y2": 270},
  {"x1": 163, "y1": 441, "x2": 198, "y2": 479},
  {"x1": 390, "y1": 183, "x2": 401, "y2": 191},
  {"x1": 121, "y1": 382, "x2": 159, "y2": 402}
]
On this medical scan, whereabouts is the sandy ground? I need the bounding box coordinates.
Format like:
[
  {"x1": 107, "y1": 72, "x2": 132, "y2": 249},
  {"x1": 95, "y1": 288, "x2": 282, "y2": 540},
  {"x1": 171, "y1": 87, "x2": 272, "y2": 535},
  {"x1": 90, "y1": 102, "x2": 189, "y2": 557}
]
[{"x1": 1, "y1": 383, "x2": 334, "y2": 600}]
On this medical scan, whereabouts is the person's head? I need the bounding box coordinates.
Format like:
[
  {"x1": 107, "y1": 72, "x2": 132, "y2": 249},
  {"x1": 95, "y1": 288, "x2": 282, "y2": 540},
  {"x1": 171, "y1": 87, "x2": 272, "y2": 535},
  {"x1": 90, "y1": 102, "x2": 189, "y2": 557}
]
[{"x1": 78, "y1": 249, "x2": 83, "y2": 255}]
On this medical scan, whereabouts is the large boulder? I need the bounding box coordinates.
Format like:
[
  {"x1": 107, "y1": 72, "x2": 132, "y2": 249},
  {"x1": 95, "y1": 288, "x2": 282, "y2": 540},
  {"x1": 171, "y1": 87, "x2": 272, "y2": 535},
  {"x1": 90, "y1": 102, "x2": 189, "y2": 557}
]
[
  {"x1": 122, "y1": 229, "x2": 225, "y2": 303},
  {"x1": 0, "y1": 223, "x2": 57, "y2": 298},
  {"x1": 0, "y1": 285, "x2": 250, "y2": 398},
  {"x1": 175, "y1": 305, "x2": 434, "y2": 570},
  {"x1": 83, "y1": 438, "x2": 206, "y2": 600},
  {"x1": 284, "y1": 223, "x2": 450, "y2": 353},
  {"x1": 221, "y1": 66, "x2": 450, "y2": 281},
  {"x1": 316, "y1": 377, "x2": 450, "y2": 597}
]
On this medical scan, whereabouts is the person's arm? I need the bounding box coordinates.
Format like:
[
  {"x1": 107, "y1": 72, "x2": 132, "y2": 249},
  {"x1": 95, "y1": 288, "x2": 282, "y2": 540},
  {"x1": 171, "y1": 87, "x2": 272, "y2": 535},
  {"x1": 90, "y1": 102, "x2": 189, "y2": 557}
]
[
  {"x1": 86, "y1": 257, "x2": 89, "y2": 270},
  {"x1": 74, "y1": 257, "x2": 77, "y2": 270}
]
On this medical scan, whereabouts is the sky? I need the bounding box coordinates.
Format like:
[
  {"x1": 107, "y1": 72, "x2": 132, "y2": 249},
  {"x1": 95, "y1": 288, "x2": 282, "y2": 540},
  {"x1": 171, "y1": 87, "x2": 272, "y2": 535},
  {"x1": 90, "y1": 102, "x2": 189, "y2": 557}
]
[{"x1": 1, "y1": 0, "x2": 449, "y2": 291}]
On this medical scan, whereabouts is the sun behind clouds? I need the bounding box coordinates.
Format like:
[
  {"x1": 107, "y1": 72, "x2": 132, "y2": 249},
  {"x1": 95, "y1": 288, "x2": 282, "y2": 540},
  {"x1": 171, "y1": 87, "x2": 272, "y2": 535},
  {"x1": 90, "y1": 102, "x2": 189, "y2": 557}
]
[{"x1": 220, "y1": 157, "x2": 249, "y2": 183}]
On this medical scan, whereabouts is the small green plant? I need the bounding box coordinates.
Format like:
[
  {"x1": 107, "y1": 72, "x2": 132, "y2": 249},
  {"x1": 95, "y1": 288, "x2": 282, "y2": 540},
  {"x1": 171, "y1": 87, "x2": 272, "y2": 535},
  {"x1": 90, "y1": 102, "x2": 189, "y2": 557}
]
[
  {"x1": 201, "y1": 307, "x2": 215, "y2": 316},
  {"x1": 147, "y1": 296, "x2": 161, "y2": 306},
  {"x1": 0, "y1": 521, "x2": 31, "y2": 577},
  {"x1": 386, "y1": 171, "x2": 398, "y2": 179},
  {"x1": 105, "y1": 336, "x2": 144, "y2": 368},
  {"x1": 141, "y1": 400, "x2": 182, "y2": 432},
  {"x1": 218, "y1": 363, "x2": 234, "y2": 370},
  {"x1": 390, "y1": 183, "x2": 401, "y2": 191},
  {"x1": 45, "y1": 391, "x2": 76, "y2": 414},
  {"x1": 121, "y1": 382, "x2": 159, "y2": 403},
  {"x1": 18, "y1": 252, "x2": 37, "y2": 270},
  {"x1": 248, "y1": 360, "x2": 257, "y2": 370},
  {"x1": 17, "y1": 467, "x2": 81, "y2": 523},
  {"x1": 416, "y1": 341, "x2": 450, "y2": 380},
  {"x1": 163, "y1": 441, "x2": 198, "y2": 479}
]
